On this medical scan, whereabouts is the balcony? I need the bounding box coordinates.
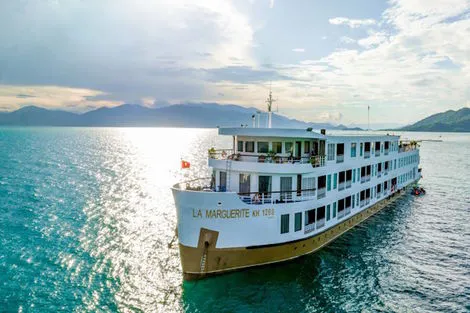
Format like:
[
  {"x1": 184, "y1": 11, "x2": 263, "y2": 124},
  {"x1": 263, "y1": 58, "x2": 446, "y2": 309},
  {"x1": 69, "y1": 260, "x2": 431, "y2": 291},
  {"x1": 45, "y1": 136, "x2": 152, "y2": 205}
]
[
  {"x1": 345, "y1": 206, "x2": 351, "y2": 215},
  {"x1": 239, "y1": 186, "x2": 317, "y2": 205},
  {"x1": 384, "y1": 148, "x2": 389, "y2": 155},
  {"x1": 336, "y1": 154, "x2": 344, "y2": 163},
  {"x1": 316, "y1": 218, "x2": 325, "y2": 229},
  {"x1": 317, "y1": 187, "x2": 326, "y2": 199},
  {"x1": 337, "y1": 210, "x2": 345, "y2": 219},
  {"x1": 364, "y1": 151, "x2": 371, "y2": 158},
  {"x1": 375, "y1": 150, "x2": 380, "y2": 157},
  {"x1": 345, "y1": 180, "x2": 352, "y2": 189},
  {"x1": 360, "y1": 200, "x2": 365, "y2": 207}
]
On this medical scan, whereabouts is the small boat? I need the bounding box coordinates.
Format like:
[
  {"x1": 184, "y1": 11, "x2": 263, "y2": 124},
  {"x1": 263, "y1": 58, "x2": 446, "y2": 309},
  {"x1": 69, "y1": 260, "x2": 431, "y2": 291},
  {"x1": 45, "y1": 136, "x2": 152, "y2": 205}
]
[{"x1": 411, "y1": 186, "x2": 426, "y2": 196}]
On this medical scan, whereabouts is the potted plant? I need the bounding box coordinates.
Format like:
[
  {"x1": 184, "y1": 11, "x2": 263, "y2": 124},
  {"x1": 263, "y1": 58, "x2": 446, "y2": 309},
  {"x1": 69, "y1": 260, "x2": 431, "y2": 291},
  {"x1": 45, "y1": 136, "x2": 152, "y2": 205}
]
[
  {"x1": 208, "y1": 147, "x2": 216, "y2": 158},
  {"x1": 266, "y1": 150, "x2": 276, "y2": 163}
]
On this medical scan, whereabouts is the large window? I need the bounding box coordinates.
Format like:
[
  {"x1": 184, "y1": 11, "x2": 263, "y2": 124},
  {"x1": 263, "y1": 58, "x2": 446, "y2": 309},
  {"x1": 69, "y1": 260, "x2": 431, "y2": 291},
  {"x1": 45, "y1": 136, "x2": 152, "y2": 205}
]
[
  {"x1": 285, "y1": 142, "x2": 293, "y2": 154},
  {"x1": 239, "y1": 174, "x2": 250, "y2": 194},
  {"x1": 327, "y1": 174, "x2": 332, "y2": 191},
  {"x1": 219, "y1": 171, "x2": 227, "y2": 191},
  {"x1": 280, "y1": 177, "x2": 292, "y2": 201},
  {"x1": 258, "y1": 176, "x2": 272, "y2": 196},
  {"x1": 333, "y1": 202, "x2": 337, "y2": 218},
  {"x1": 326, "y1": 204, "x2": 331, "y2": 221},
  {"x1": 327, "y1": 144, "x2": 336, "y2": 161},
  {"x1": 351, "y1": 143, "x2": 357, "y2": 157},
  {"x1": 272, "y1": 142, "x2": 282, "y2": 153},
  {"x1": 305, "y1": 208, "x2": 316, "y2": 225},
  {"x1": 245, "y1": 141, "x2": 254, "y2": 153},
  {"x1": 360, "y1": 143, "x2": 363, "y2": 156},
  {"x1": 237, "y1": 141, "x2": 243, "y2": 152},
  {"x1": 295, "y1": 212, "x2": 302, "y2": 232},
  {"x1": 304, "y1": 141, "x2": 311, "y2": 154},
  {"x1": 317, "y1": 206, "x2": 326, "y2": 221},
  {"x1": 281, "y1": 214, "x2": 289, "y2": 234},
  {"x1": 302, "y1": 177, "x2": 316, "y2": 197},
  {"x1": 333, "y1": 173, "x2": 337, "y2": 189},
  {"x1": 258, "y1": 142, "x2": 269, "y2": 153}
]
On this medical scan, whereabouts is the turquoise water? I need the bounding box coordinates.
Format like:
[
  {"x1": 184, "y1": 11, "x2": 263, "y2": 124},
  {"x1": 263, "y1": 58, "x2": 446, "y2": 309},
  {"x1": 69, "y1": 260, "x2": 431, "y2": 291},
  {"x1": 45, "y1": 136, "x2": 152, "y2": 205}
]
[{"x1": 0, "y1": 127, "x2": 469, "y2": 313}]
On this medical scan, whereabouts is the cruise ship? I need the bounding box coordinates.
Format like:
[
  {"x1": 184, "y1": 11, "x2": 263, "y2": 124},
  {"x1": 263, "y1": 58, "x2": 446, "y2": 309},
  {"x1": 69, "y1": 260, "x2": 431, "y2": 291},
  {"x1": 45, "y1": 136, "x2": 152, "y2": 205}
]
[{"x1": 171, "y1": 99, "x2": 421, "y2": 280}]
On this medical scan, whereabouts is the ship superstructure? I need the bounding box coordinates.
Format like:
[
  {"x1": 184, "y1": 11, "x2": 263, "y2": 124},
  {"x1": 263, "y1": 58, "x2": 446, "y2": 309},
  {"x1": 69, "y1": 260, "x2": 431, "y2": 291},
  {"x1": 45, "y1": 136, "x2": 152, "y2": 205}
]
[{"x1": 172, "y1": 102, "x2": 421, "y2": 280}]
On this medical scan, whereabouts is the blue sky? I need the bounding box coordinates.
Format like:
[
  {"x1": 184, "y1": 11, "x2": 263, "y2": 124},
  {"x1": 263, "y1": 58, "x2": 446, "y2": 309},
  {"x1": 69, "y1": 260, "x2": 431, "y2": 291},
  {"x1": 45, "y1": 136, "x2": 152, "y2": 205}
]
[{"x1": 0, "y1": 0, "x2": 469, "y2": 126}]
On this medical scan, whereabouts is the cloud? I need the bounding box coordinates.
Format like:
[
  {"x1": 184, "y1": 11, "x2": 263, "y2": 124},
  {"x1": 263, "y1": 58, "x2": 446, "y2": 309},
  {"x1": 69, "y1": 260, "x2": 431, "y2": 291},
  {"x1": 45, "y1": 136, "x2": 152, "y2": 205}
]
[
  {"x1": 269, "y1": 0, "x2": 274, "y2": 9},
  {"x1": 329, "y1": 17, "x2": 377, "y2": 28},
  {"x1": 292, "y1": 48, "x2": 305, "y2": 52},
  {"x1": 357, "y1": 32, "x2": 388, "y2": 48},
  {"x1": 0, "y1": 85, "x2": 122, "y2": 112},
  {"x1": 340, "y1": 36, "x2": 356, "y2": 44},
  {"x1": 0, "y1": 0, "x2": 254, "y2": 110}
]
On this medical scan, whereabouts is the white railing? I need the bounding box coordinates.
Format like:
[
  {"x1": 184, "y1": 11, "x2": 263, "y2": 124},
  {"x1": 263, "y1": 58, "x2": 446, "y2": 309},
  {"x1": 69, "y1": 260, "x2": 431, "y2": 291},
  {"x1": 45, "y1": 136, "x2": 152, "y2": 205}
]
[
  {"x1": 366, "y1": 198, "x2": 370, "y2": 205},
  {"x1": 316, "y1": 218, "x2": 325, "y2": 229},
  {"x1": 377, "y1": 171, "x2": 382, "y2": 177},
  {"x1": 346, "y1": 180, "x2": 352, "y2": 189},
  {"x1": 337, "y1": 210, "x2": 345, "y2": 219},
  {"x1": 375, "y1": 150, "x2": 380, "y2": 157},
  {"x1": 364, "y1": 151, "x2": 371, "y2": 158},
  {"x1": 317, "y1": 188, "x2": 326, "y2": 199},
  {"x1": 384, "y1": 148, "x2": 389, "y2": 155},
  {"x1": 345, "y1": 206, "x2": 351, "y2": 215},
  {"x1": 336, "y1": 154, "x2": 344, "y2": 163}
]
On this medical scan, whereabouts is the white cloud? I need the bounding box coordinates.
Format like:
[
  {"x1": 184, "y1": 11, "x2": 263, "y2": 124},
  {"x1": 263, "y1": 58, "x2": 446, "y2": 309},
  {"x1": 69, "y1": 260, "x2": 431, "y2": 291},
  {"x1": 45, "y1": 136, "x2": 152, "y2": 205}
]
[
  {"x1": 269, "y1": 0, "x2": 274, "y2": 9},
  {"x1": 0, "y1": 85, "x2": 122, "y2": 112},
  {"x1": 357, "y1": 32, "x2": 388, "y2": 48},
  {"x1": 340, "y1": 36, "x2": 356, "y2": 44},
  {"x1": 329, "y1": 17, "x2": 377, "y2": 28},
  {"x1": 292, "y1": 48, "x2": 305, "y2": 52}
]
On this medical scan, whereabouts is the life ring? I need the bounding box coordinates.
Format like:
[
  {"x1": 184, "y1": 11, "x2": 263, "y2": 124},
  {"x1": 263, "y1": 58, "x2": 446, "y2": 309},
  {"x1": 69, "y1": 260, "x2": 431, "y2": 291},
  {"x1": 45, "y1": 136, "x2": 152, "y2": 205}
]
[{"x1": 221, "y1": 150, "x2": 227, "y2": 158}]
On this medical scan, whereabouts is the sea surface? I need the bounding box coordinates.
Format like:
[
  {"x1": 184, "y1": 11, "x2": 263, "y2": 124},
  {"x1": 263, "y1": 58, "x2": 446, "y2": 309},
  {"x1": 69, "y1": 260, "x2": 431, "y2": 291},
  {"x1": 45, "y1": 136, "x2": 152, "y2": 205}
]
[{"x1": 0, "y1": 127, "x2": 469, "y2": 313}]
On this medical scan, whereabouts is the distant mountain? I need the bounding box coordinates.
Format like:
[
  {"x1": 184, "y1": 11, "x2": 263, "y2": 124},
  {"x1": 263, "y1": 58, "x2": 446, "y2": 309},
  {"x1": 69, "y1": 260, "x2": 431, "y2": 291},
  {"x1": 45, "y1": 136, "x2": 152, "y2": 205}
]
[
  {"x1": 0, "y1": 103, "x2": 361, "y2": 130},
  {"x1": 400, "y1": 107, "x2": 470, "y2": 132}
]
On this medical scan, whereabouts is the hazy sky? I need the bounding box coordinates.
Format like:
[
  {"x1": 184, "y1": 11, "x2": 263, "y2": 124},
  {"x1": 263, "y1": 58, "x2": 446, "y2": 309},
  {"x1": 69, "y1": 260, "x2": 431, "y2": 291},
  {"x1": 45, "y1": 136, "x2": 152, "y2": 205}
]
[{"x1": 1, "y1": 0, "x2": 469, "y2": 125}]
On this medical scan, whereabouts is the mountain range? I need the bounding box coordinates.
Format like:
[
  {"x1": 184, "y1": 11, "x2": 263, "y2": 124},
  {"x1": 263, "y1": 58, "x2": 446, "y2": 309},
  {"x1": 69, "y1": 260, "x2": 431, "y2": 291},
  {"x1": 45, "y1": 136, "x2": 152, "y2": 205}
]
[
  {"x1": 400, "y1": 107, "x2": 470, "y2": 132},
  {"x1": 0, "y1": 103, "x2": 360, "y2": 130}
]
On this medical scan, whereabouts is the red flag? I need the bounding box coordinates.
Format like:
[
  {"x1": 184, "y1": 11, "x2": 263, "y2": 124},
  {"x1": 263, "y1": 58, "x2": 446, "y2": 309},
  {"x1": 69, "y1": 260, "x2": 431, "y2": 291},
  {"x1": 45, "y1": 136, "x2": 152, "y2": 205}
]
[{"x1": 181, "y1": 160, "x2": 190, "y2": 169}]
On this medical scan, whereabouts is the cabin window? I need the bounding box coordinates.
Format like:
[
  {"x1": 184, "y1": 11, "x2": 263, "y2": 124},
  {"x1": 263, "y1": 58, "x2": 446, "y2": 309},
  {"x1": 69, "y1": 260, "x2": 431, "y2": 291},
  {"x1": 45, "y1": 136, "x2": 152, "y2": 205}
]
[
  {"x1": 295, "y1": 212, "x2": 302, "y2": 232},
  {"x1": 258, "y1": 142, "x2": 269, "y2": 153},
  {"x1": 239, "y1": 174, "x2": 251, "y2": 194},
  {"x1": 281, "y1": 214, "x2": 289, "y2": 234},
  {"x1": 327, "y1": 174, "x2": 332, "y2": 191},
  {"x1": 327, "y1": 144, "x2": 335, "y2": 161},
  {"x1": 360, "y1": 143, "x2": 363, "y2": 156},
  {"x1": 333, "y1": 202, "x2": 337, "y2": 218},
  {"x1": 352, "y1": 169, "x2": 356, "y2": 182},
  {"x1": 285, "y1": 142, "x2": 293, "y2": 154},
  {"x1": 245, "y1": 141, "x2": 254, "y2": 153},
  {"x1": 351, "y1": 143, "x2": 357, "y2": 157},
  {"x1": 272, "y1": 142, "x2": 282, "y2": 153},
  {"x1": 326, "y1": 204, "x2": 331, "y2": 221},
  {"x1": 237, "y1": 141, "x2": 244, "y2": 152},
  {"x1": 280, "y1": 177, "x2": 292, "y2": 201},
  {"x1": 305, "y1": 209, "x2": 316, "y2": 225},
  {"x1": 317, "y1": 206, "x2": 326, "y2": 221},
  {"x1": 219, "y1": 171, "x2": 227, "y2": 191},
  {"x1": 304, "y1": 141, "x2": 311, "y2": 154},
  {"x1": 352, "y1": 195, "x2": 355, "y2": 208}
]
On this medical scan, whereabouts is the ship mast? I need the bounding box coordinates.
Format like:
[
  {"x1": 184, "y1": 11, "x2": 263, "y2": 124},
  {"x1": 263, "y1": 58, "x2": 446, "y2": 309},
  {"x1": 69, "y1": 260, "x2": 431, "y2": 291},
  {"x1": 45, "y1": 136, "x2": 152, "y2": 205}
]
[{"x1": 266, "y1": 88, "x2": 275, "y2": 128}]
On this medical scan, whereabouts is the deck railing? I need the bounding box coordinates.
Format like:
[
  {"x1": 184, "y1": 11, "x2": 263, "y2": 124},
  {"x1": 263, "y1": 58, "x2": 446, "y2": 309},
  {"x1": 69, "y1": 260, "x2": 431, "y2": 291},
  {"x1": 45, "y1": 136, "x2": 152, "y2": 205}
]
[
  {"x1": 239, "y1": 188, "x2": 317, "y2": 205},
  {"x1": 304, "y1": 223, "x2": 315, "y2": 234},
  {"x1": 336, "y1": 154, "x2": 344, "y2": 163},
  {"x1": 209, "y1": 150, "x2": 326, "y2": 167},
  {"x1": 375, "y1": 150, "x2": 380, "y2": 157},
  {"x1": 364, "y1": 151, "x2": 371, "y2": 158},
  {"x1": 345, "y1": 180, "x2": 352, "y2": 189},
  {"x1": 384, "y1": 148, "x2": 389, "y2": 155}
]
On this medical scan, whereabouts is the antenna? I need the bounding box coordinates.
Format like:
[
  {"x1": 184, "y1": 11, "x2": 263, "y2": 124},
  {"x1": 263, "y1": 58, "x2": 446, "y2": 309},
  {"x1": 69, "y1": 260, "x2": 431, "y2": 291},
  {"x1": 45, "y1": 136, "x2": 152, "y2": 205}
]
[{"x1": 266, "y1": 85, "x2": 276, "y2": 128}]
